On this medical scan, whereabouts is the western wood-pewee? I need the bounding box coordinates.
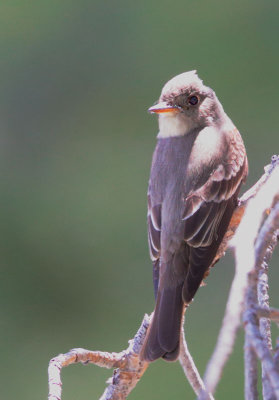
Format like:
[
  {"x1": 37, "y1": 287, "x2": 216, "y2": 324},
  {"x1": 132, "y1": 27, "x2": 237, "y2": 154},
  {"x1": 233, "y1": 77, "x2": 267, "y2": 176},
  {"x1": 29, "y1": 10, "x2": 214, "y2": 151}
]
[{"x1": 141, "y1": 71, "x2": 248, "y2": 362}]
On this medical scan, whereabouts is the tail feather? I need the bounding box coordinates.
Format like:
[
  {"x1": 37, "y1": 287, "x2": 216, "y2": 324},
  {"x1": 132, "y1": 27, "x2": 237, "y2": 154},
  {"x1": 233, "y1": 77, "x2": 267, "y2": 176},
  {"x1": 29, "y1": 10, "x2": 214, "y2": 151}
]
[
  {"x1": 141, "y1": 283, "x2": 184, "y2": 362},
  {"x1": 162, "y1": 341, "x2": 180, "y2": 361}
]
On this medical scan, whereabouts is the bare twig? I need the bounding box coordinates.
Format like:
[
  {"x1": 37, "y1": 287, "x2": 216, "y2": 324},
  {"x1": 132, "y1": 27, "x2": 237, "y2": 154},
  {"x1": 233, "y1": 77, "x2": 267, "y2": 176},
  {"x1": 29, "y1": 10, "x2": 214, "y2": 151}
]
[
  {"x1": 237, "y1": 194, "x2": 279, "y2": 400},
  {"x1": 249, "y1": 205, "x2": 279, "y2": 399},
  {"x1": 245, "y1": 317, "x2": 279, "y2": 398},
  {"x1": 244, "y1": 334, "x2": 259, "y2": 400},
  {"x1": 256, "y1": 307, "x2": 279, "y2": 325},
  {"x1": 274, "y1": 338, "x2": 279, "y2": 372},
  {"x1": 48, "y1": 315, "x2": 150, "y2": 400},
  {"x1": 179, "y1": 314, "x2": 215, "y2": 400},
  {"x1": 257, "y1": 227, "x2": 279, "y2": 399},
  {"x1": 201, "y1": 159, "x2": 279, "y2": 397},
  {"x1": 243, "y1": 274, "x2": 259, "y2": 400}
]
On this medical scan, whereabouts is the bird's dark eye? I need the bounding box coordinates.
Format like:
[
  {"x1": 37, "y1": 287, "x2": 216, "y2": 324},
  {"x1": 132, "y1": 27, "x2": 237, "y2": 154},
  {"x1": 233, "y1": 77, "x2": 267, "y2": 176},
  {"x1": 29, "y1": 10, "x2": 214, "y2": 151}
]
[{"x1": 188, "y1": 95, "x2": 199, "y2": 106}]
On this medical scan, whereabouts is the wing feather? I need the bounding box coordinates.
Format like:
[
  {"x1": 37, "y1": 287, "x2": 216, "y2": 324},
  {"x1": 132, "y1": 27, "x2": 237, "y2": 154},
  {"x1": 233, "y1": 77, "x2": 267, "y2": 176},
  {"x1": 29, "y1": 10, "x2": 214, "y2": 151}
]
[{"x1": 147, "y1": 128, "x2": 248, "y2": 301}]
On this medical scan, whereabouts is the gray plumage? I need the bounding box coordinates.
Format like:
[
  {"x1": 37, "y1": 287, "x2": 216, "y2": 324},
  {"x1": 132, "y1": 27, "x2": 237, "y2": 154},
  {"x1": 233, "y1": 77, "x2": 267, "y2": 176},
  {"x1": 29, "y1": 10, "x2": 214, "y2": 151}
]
[{"x1": 141, "y1": 71, "x2": 248, "y2": 362}]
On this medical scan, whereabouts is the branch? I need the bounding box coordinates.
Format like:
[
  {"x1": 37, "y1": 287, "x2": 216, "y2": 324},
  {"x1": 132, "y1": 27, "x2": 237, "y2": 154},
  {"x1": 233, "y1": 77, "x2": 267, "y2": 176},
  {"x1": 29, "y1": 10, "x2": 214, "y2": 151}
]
[
  {"x1": 244, "y1": 205, "x2": 279, "y2": 399},
  {"x1": 244, "y1": 274, "x2": 259, "y2": 400},
  {"x1": 200, "y1": 157, "x2": 279, "y2": 398},
  {"x1": 256, "y1": 307, "x2": 279, "y2": 324},
  {"x1": 48, "y1": 315, "x2": 150, "y2": 400},
  {"x1": 256, "y1": 213, "x2": 279, "y2": 399},
  {"x1": 179, "y1": 314, "x2": 215, "y2": 400},
  {"x1": 48, "y1": 155, "x2": 279, "y2": 400}
]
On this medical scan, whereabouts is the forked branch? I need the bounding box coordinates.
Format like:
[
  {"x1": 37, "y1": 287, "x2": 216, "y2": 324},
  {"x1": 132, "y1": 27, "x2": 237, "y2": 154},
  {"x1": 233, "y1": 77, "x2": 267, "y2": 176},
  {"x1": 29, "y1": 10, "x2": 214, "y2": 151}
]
[
  {"x1": 48, "y1": 155, "x2": 279, "y2": 400},
  {"x1": 200, "y1": 156, "x2": 279, "y2": 399}
]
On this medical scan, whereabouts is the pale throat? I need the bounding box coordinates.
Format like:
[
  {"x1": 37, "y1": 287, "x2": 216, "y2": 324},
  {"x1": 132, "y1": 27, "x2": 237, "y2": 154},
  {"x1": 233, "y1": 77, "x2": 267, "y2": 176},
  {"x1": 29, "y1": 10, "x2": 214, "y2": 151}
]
[{"x1": 157, "y1": 113, "x2": 195, "y2": 138}]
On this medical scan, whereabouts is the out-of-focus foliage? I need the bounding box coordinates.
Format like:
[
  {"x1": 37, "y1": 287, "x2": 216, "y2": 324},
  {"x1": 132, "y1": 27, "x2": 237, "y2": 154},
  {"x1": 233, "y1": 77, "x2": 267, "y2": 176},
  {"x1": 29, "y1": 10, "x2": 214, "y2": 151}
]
[{"x1": 0, "y1": 1, "x2": 278, "y2": 399}]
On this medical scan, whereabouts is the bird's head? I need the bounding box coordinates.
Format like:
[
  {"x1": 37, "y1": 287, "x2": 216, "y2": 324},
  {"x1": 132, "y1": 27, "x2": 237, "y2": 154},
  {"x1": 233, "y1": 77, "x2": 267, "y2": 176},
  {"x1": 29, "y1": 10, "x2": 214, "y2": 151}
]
[{"x1": 149, "y1": 71, "x2": 224, "y2": 138}]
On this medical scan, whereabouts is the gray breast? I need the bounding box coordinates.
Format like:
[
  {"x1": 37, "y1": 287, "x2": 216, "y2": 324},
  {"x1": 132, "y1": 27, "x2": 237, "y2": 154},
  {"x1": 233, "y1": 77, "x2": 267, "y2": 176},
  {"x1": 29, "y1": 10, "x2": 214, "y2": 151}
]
[
  {"x1": 149, "y1": 129, "x2": 200, "y2": 204},
  {"x1": 149, "y1": 129, "x2": 200, "y2": 256}
]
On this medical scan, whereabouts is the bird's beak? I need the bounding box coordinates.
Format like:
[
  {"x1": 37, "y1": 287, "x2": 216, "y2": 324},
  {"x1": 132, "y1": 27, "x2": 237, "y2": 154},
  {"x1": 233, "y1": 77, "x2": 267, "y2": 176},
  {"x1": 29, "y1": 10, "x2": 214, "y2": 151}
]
[{"x1": 148, "y1": 102, "x2": 180, "y2": 114}]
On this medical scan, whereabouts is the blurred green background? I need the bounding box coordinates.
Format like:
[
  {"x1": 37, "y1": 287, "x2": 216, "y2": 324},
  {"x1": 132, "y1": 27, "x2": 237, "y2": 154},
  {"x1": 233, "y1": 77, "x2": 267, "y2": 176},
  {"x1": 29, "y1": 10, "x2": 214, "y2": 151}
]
[{"x1": 0, "y1": 0, "x2": 278, "y2": 399}]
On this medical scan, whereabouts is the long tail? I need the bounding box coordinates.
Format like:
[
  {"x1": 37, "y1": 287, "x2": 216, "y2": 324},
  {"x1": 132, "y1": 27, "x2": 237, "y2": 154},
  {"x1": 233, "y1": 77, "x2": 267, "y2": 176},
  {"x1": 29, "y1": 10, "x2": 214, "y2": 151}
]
[{"x1": 141, "y1": 282, "x2": 185, "y2": 362}]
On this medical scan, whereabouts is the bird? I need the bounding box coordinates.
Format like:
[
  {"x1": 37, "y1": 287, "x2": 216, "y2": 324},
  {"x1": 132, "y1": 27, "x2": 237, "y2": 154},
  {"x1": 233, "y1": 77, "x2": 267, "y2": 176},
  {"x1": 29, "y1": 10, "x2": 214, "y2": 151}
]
[{"x1": 141, "y1": 70, "x2": 248, "y2": 362}]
